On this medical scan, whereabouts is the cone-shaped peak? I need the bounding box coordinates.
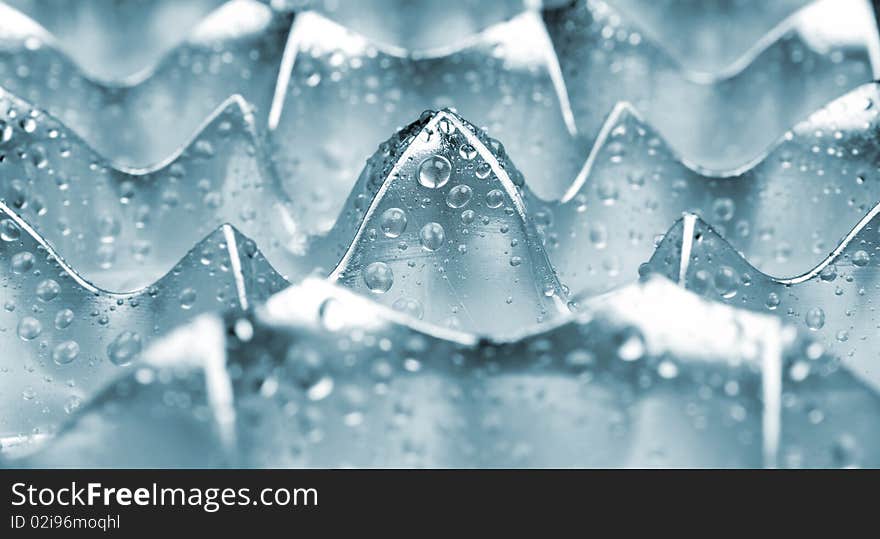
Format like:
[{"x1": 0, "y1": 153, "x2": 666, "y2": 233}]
[{"x1": 321, "y1": 109, "x2": 566, "y2": 334}]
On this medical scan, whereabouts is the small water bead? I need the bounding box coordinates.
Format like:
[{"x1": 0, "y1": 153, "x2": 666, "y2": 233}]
[
  {"x1": 392, "y1": 297, "x2": 424, "y2": 319},
  {"x1": 17, "y1": 316, "x2": 42, "y2": 340},
  {"x1": 363, "y1": 262, "x2": 394, "y2": 293},
  {"x1": 98, "y1": 215, "x2": 121, "y2": 242},
  {"x1": 0, "y1": 219, "x2": 20, "y2": 241},
  {"x1": 437, "y1": 118, "x2": 454, "y2": 135},
  {"x1": 509, "y1": 256, "x2": 522, "y2": 267},
  {"x1": 419, "y1": 223, "x2": 445, "y2": 251},
  {"x1": 107, "y1": 331, "x2": 143, "y2": 366},
  {"x1": 52, "y1": 341, "x2": 79, "y2": 365},
  {"x1": 805, "y1": 308, "x2": 825, "y2": 330},
  {"x1": 11, "y1": 251, "x2": 35, "y2": 273},
  {"x1": 8, "y1": 180, "x2": 28, "y2": 208},
  {"x1": 461, "y1": 209, "x2": 475, "y2": 224},
  {"x1": 852, "y1": 250, "x2": 870, "y2": 267},
  {"x1": 590, "y1": 224, "x2": 608, "y2": 249},
  {"x1": 446, "y1": 185, "x2": 473, "y2": 208},
  {"x1": 21, "y1": 117, "x2": 36, "y2": 133},
  {"x1": 475, "y1": 162, "x2": 492, "y2": 179},
  {"x1": 617, "y1": 330, "x2": 645, "y2": 361},
  {"x1": 307, "y1": 376, "x2": 334, "y2": 401},
  {"x1": 485, "y1": 189, "x2": 504, "y2": 208},
  {"x1": 712, "y1": 198, "x2": 735, "y2": 221},
  {"x1": 179, "y1": 288, "x2": 197, "y2": 309},
  {"x1": 713, "y1": 266, "x2": 739, "y2": 298},
  {"x1": 380, "y1": 208, "x2": 407, "y2": 238},
  {"x1": 54, "y1": 309, "x2": 74, "y2": 329},
  {"x1": 418, "y1": 155, "x2": 452, "y2": 188},
  {"x1": 64, "y1": 396, "x2": 82, "y2": 415},
  {"x1": 597, "y1": 180, "x2": 619, "y2": 205},
  {"x1": 819, "y1": 265, "x2": 837, "y2": 282},
  {"x1": 0, "y1": 120, "x2": 12, "y2": 143},
  {"x1": 36, "y1": 279, "x2": 60, "y2": 302},
  {"x1": 766, "y1": 292, "x2": 780, "y2": 310},
  {"x1": 459, "y1": 144, "x2": 477, "y2": 160}
]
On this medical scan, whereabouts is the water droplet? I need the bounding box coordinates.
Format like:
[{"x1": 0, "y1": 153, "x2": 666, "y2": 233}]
[
  {"x1": 766, "y1": 292, "x2": 780, "y2": 310},
  {"x1": 11, "y1": 251, "x2": 34, "y2": 273},
  {"x1": 17, "y1": 317, "x2": 41, "y2": 340},
  {"x1": 392, "y1": 297, "x2": 424, "y2": 319},
  {"x1": 805, "y1": 308, "x2": 825, "y2": 330},
  {"x1": 597, "y1": 180, "x2": 619, "y2": 205},
  {"x1": 658, "y1": 360, "x2": 679, "y2": 379},
  {"x1": 97, "y1": 215, "x2": 120, "y2": 242},
  {"x1": 64, "y1": 395, "x2": 82, "y2": 414},
  {"x1": 179, "y1": 288, "x2": 197, "y2": 309},
  {"x1": 0, "y1": 120, "x2": 12, "y2": 143},
  {"x1": 713, "y1": 266, "x2": 739, "y2": 298},
  {"x1": 419, "y1": 222, "x2": 445, "y2": 251},
  {"x1": 475, "y1": 162, "x2": 492, "y2": 180},
  {"x1": 461, "y1": 209, "x2": 475, "y2": 224},
  {"x1": 52, "y1": 341, "x2": 79, "y2": 365},
  {"x1": 485, "y1": 189, "x2": 504, "y2": 208},
  {"x1": 307, "y1": 376, "x2": 334, "y2": 401},
  {"x1": 107, "y1": 331, "x2": 143, "y2": 366},
  {"x1": 417, "y1": 155, "x2": 452, "y2": 188},
  {"x1": 617, "y1": 330, "x2": 645, "y2": 361},
  {"x1": 36, "y1": 279, "x2": 60, "y2": 302},
  {"x1": 852, "y1": 250, "x2": 870, "y2": 267},
  {"x1": 437, "y1": 118, "x2": 453, "y2": 135},
  {"x1": 363, "y1": 262, "x2": 393, "y2": 293},
  {"x1": 459, "y1": 144, "x2": 477, "y2": 160},
  {"x1": 446, "y1": 185, "x2": 472, "y2": 208},
  {"x1": 21, "y1": 117, "x2": 36, "y2": 133},
  {"x1": 712, "y1": 198, "x2": 735, "y2": 221},
  {"x1": 54, "y1": 309, "x2": 74, "y2": 329},
  {"x1": 819, "y1": 265, "x2": 837, "y2": 282},
  {"x1": 379, "y1": 208, "x2": 407, "y2": 238},
  {"x1": 0, "y1": 219, "x2": 20, "y2": 241}
]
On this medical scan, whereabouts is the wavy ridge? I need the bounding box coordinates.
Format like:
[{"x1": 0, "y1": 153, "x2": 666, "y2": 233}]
[
  {"x1": 0, "y1": 0, "x2": 292, "y2": 166},
  {"x1": 0, "y1": 0, "x2": 871, "y2": 175},
  {"x1": 531, "y1": 82, "x2": 880, "y2": 298},
  {"x1": 643, "y1": 200, "x2": 880, "y2": 393},
  {"x1": 7, "y1": 86, "x2": 880, "y2": 320},
  {"x1": 0, "y1": 89, "x2": 304, "y2": 290},
  {"x1": 16, "y1": 275, "x2": 804, "y2": 467},
  {"x1": 0, "y1": 199, "x2": 286, "y2": 438},
  {"x1": 542, "y1": 0, "x2": 879, "y2": 170}
]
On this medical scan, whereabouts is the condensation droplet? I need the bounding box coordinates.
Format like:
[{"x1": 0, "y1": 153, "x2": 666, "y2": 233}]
[
  {"x1": 417, "y1": 155, "x2": 452, "y2": 188},
  {"x1": 363, "y1": 262, "x2": 394, "y2": 293},
  {"x1": 419, "y1": 222, "x2": 445, "y2": 251}
]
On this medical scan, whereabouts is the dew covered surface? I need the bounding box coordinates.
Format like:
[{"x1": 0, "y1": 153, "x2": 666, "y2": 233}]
[
  {"x1": 2, "y1": 0, "x2": 880, "y2": 468},
  {"x1": 16, "y1": 277, "x2": 880, "y2": 468}
]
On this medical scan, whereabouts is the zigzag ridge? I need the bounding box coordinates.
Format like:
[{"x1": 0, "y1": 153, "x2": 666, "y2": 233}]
[
  {"x1": 0, "y1": 0, "x2": 873, "y2": 173},
  {"x1": 0, "y1": 198, "x2": 286, "y2": 439},
  {"x1": 643, "y1": 200, "x2": 880, "y2": 394},
  {"x1": 6, "y1": 89, "x2": 880, "y2": 322}
]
